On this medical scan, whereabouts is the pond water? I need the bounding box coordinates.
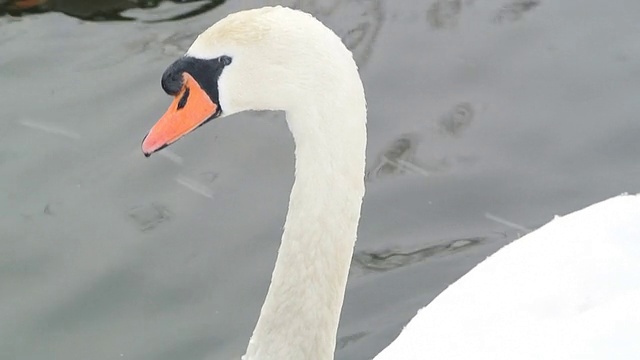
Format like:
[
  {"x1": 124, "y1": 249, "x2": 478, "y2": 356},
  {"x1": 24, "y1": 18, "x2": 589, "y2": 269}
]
[{"x1": 1, "y1": 0, "x2": 639, "y2": 359}]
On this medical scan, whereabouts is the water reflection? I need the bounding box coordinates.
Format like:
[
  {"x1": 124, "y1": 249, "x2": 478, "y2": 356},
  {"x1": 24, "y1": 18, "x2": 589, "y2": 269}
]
[
  {"x1": 425, "y1": 0, "x2": 540, "y2": 29},
  {"x1": 352, "y1": 237, "x2": 485, "y2": 275},
  {"x1": 493, "y1": 0, "x2": 540, "y2": 23},
  {"x1": 128, "y1": 202, "x2": 172, "y2": 231},
  {"x1": 366, "y1": 134, "x2": 423, "y2": 181},
  {"x1": 426, "y1": 0, "x2": 462, "y2": 30},
  {"x1": 0, "y1": 0, "x2": 225, "y2": 21},
  {"x1": 337, "y1": 331, "x2": 368, "y2": 350},
  {"x1": 437, "y1": 102, "x2": 474, "y2": 136},
  {"x1": 366, "y1": 102, "x2": 475, "y2": 182}
]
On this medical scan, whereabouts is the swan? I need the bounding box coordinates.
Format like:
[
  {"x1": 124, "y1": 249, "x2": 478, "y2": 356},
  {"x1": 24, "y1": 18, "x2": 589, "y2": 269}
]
[{"x1": 141, "y1": 6, "x2": 640, "y2": 360}]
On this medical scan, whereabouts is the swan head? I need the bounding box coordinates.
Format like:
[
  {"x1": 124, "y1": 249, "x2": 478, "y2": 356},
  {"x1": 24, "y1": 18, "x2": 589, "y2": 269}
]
[{"x1": 142, "y1": 6, "x2": 359, "y2": 156}]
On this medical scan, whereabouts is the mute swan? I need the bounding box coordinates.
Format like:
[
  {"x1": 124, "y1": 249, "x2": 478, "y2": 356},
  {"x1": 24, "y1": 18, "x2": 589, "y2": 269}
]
[{"x1": 141, "y1": 6, "x2": 640, "y2": 360}]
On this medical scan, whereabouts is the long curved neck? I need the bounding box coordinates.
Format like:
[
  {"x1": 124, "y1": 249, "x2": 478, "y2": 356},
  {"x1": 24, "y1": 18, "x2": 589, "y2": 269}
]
[{"x1": 243, "y1": 91, "x2": 367, "y2": 359}]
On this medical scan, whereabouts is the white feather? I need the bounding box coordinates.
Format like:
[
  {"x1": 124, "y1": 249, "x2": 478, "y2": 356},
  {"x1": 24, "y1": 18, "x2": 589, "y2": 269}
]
[{"x1": 173, "y1": 7, "x2": 640, "y2": 360}]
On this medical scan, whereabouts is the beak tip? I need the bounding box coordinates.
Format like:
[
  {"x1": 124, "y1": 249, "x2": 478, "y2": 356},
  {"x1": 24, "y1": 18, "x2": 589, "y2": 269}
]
[
  {"x1": 141, "y1": 136, "x2": 169, "y2": 157},
  {"x1": 141, "y1": 133, "x2": 155, "y2": 157}
]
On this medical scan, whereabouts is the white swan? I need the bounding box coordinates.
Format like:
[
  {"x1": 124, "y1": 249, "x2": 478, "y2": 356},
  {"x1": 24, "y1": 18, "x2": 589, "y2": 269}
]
[{"x1": 141, "y1": 6, "x2": 640, "y2": 360}]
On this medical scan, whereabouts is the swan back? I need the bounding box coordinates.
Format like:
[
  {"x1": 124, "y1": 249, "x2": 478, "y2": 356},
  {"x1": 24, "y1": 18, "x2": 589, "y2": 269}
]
[{"x1": 375, "y1": 194, "x2": 640, "y2": 360}]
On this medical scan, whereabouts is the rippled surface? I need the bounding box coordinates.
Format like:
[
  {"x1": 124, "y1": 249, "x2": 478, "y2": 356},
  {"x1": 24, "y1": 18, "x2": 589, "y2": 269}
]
[{"x1": 1, "y1": 0, "x2": 640, "y2": 359}]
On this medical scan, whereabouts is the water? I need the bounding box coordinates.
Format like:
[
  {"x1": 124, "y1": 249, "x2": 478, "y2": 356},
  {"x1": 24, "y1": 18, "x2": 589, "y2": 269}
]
[{"x1": 1, "y1": 0, "x2": 640, "y2": 359}]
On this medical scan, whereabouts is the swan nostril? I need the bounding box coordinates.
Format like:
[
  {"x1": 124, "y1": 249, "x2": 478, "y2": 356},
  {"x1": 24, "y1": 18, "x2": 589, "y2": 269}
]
[
  {"x1": 161, "y1": 60, "x2": 188, "y2": 96},
  {"x1": 177, "y1": 87, "x2": 190, "y2": 110},
  {"x1": 219, "y1": 55, "x2": 232, "y2": 66}
]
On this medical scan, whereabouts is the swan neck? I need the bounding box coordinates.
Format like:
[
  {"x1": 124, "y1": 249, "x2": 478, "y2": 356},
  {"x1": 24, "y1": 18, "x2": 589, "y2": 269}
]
[{"x1": 244, "y1": 102, "x2": 366, "y2": 360}]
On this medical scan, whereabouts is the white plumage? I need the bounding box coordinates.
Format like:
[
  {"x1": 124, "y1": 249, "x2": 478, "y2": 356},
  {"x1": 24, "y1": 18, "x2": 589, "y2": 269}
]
[
  {"x1": 376, "y1": 194, "x2": 640, "y2": 360},
  {"x1": 151, "y1": 6, "x2": 640, "y2": 360}
]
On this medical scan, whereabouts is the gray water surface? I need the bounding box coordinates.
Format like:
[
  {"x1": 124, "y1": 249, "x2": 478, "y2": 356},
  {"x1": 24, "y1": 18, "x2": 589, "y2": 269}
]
[{"x1": 2, "y1": 0, "x2": 640, "y2": 359}]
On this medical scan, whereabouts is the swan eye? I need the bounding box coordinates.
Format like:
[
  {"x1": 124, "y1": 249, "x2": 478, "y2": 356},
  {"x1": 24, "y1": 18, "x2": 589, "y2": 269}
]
[
  {"x1": 219, "y1": 55, "x2": 232, "y2": 66},
  {"x1": 177, "y1": 87, "x2": 190, "y2": 110}
]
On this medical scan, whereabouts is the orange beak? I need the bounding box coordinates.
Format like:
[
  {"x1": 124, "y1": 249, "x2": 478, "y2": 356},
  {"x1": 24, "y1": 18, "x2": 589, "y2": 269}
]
[
  {"x1": 12, "y1": 0, "x2": 47, "y2": 9},
  {"x1": 142, "y1": 73, "x2": 218, "y2": 157}
]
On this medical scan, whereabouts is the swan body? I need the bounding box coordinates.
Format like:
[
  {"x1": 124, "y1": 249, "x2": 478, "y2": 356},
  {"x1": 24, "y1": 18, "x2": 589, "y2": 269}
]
[
  {"x1": 375, "y1": 194, "x2": 640, "y2": 360},
  {"x1": 140, "y1": 6, "x2": 640, "y2": 360}
]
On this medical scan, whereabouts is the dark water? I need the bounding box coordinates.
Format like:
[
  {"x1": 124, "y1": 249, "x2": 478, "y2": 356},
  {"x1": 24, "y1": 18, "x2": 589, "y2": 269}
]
[{"x1": 1, "y1": 0, "x2": 640, "y2": 359}]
